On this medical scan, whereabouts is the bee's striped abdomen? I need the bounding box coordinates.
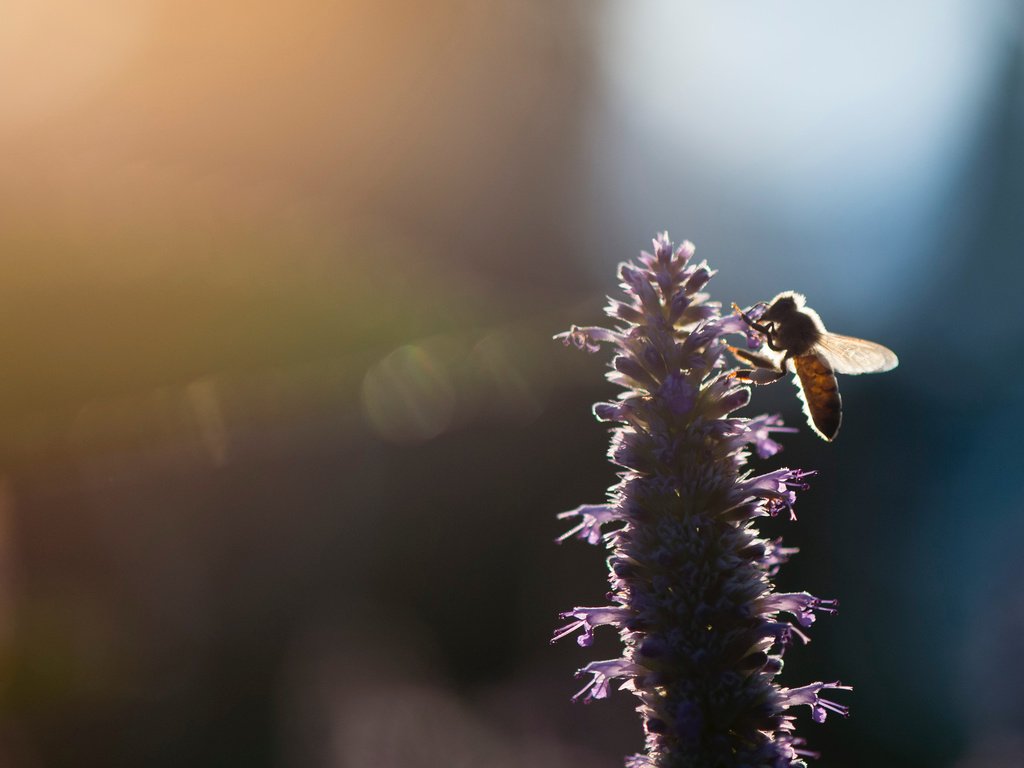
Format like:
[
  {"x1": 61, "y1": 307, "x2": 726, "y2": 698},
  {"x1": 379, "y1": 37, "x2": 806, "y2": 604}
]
[{"x1": 793, "y1": 353, "x2": 842, "y2": 441}]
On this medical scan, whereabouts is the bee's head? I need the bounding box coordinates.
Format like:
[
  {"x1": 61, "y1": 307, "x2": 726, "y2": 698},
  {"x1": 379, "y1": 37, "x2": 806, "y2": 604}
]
[{"x1": 762, "y1": 291, "x2": 806, "y2": 323}]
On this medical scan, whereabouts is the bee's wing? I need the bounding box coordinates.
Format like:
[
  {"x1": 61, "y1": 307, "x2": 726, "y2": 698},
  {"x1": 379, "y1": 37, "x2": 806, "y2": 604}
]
[{"x1": 814, "y1": 333, "x2": 899, "y2": 375}]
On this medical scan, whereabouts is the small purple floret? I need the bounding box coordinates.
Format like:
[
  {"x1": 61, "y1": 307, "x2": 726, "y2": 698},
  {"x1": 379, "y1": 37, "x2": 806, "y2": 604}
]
[
  {"x1": 745, "y1": 414, "x2": 800, "y2": 459},
  {"x1": 556, "y1": 504, "x2": 621, "y2": 545},
  {"x1": 657, "y1": 372, "x2": 697, "y2": 415},
  {"x1": 553, "y1": 606, "x2": 632, "y2": 647},
  {"x1": 573, "y1": 658, "x2": 647, "y2": 703},
  {"x1": 781, "y1": 682, "x2": 853, "y2": 723},
  {"x1": 758, "y1": 592, "x2": 839, "y2": 628}
]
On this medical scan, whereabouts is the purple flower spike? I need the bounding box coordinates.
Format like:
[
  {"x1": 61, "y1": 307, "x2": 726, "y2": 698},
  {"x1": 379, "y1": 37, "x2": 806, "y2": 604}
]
[{"x1": 554, "y1": 233, "x2": 847, "y2": 767}]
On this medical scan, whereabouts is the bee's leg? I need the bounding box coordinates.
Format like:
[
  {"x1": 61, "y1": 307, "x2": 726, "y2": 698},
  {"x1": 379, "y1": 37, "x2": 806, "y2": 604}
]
[
  {"x1": 731, "y1": 303, "x2": 785, "y2": 353},
  {"x1": 728, "y1": 346, "x2": 778, "y2": 370},
  {"x1": 728, "y1": 346, "x2": 788, "y2": 385},
  {"x1": 731, "y1": 368, "x2": 786, "y2": 385},
  {"x1": 762, "y1": 334, "x2": 785, "y2": 354},
  {"x1": 731, "y1": 303, "x2": 776, "y2": 338}
]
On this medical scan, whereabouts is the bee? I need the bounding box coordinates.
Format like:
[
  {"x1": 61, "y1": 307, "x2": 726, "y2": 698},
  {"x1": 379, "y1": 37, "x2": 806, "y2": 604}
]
[{"x1": 730, "y1": 292, "x2": 898, "y2": 441}]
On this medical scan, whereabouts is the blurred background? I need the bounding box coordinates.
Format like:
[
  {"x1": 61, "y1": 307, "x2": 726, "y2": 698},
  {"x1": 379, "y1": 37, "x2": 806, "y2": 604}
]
[{"x1": 0, "y1": 1, "x2": 1021, "y2": 766}]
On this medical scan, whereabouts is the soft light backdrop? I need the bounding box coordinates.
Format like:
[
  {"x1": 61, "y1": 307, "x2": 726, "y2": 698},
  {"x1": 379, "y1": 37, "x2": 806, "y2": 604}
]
[{"x1": 0, "y1": 2, "x2": 1020, "y2": 766}]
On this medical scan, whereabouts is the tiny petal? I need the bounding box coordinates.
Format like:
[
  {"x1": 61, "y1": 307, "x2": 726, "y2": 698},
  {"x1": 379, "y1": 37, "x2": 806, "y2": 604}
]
[
  {"x1": 719, "y1": 302, "x2": 769, "y2": 348},
  {"x1": 703, "y1": 384, "x2": 751, "y2": 419},
  {"x1": 712, "y1": 313, "x2": 751, "y2": 336},
  {"x1": 745, "y1": 414, "x2": 799, "y2": 459},
  {"x1": 781, "y1": 681, "x2": 852, "y2": 723},
  {"x1": 573, "y1": 658, "x2": 646, "y2": 702},
  {"x1": 679, "y1": 303, "x2": 717, "y2": 326},
  {"x1": 619, "y1": 265, "x2": 660, "y2": 315},
  {"x1": 556, "y1": 504, "x2": 621, "y2": 545},
  {"x1": 554, "y1": 325, "x2": 621, "y2": 353},
  {"x1": 683, "y1": 261, "x2": 716, "y2": 293},
  {"x1": 737, "y1": 468, "x2": 815, "y2": 520},
  {"x1": 654, "y1": 232, "x2": 674, "y2": 264},
  {"x1": 657, "y1": 372, "x2": 697, "y2": 415},
  {"x1": 675, "y1": 239, "x2": 696, "y2": 266},
  {"x1": 553, "y1": 606, "x2": 631, "y2": 646},
  {"x1": 745, "y1": 302, "x2": 768, "y2": 321},
  {"x1": 612, "y1": 355, "x2": 659, "y2": 390},
  {"x1": 605, "y1": 299, "x2": 645, "y2": 323},
  {"x1": 667, "y1": 292, "x2": 691, "y2": 323},
  {"x1": 763, "y1": 538, "x2": 801, "y2": 575},
  {"x1": 758, "y1": 592, "x2": 839, "y2": 628}
]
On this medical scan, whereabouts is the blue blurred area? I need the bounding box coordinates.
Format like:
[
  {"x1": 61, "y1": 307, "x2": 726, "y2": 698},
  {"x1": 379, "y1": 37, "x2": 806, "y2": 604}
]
[{"x1": 584, "y1": 1, "x2": 1019, "y2": 332}]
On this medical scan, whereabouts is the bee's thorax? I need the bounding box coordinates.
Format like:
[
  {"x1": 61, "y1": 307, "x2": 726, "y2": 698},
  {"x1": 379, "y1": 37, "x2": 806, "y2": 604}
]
[{"x1": 762, "y1": 296, "x2": 824, "y2": 356}]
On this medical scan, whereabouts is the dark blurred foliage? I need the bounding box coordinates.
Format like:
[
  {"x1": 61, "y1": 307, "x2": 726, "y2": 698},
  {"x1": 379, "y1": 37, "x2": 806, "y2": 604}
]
[{"x1": 0, "y1": 2, "x2": 1021, "y2": 767}]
